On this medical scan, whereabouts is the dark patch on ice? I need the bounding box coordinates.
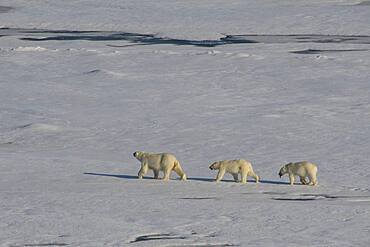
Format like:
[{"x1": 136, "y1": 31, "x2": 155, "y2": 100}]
[
  {"x1": 356, "y1": 1, "x2": 370, "y2": 6},
  {"x1": 299, "y1": 193, "x2": 339, "y2": 199},
  {"x1": 221, "y1": 34, "x2": 370, "y2": 44},
  {"x1": 262, "y1": 191, "x2": 287, "y2": 195},
  {"x1": 107, "y1": 43, "x2": 153, "y2": 48},
  {"x1": 272, "y1": 193, "x2": 370, "y2": 202},
  {"x1": 272, "y1": 197, "x2": 318, "y2": 201},
  {"x1": 300, "y1": 193, "x2": 370, "y2": 199},
  {"x1": 58, "y1": 235, "x2": 70, "y2": 238},
  {"x1": 24, "y1": 243, "x2": 68, "y2": 247},
  {"x1": 129, "y1": 233, "x2": 186, "y2": 243},
  {"x1": 84, "y1": 69, "x2": 101, "y2": 74},
  {"x1": 1, "y1": 141, "x2": 13, "y2": 145},
  {"x1": 180, "y1": 197, "x2": 218, "y2": 200},
  {"x1": 18, "y1": 29, "x2": 237, "y2": 47},
  {"x1": 290, "y1": 48, "x2": 369, "y2": 54},
  {"x1": 14, "y1": 123, "x2": 33, "y2": 129},
  {"x1": 2, "y1": 28, "x2": 370, "y2": 47},
  {"x1": 0, "y1": 6, "x2": 14, "y2": 13},
  {"x1": 207, "y1": 232, "x2": 218, "y2": 238}
]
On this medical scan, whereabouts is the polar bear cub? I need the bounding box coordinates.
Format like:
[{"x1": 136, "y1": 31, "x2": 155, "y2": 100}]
[
  {"x1": 209, "y1": 159, "x2": 259, "y2": 184},
  {"x1": 278, "y1": 161, "x2": 318, "y2": 186},
  {"x1": 133, "y1": 151, "x2": 187, "y2": 181}
]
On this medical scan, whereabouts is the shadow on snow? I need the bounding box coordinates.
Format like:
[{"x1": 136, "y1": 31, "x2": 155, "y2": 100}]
[
  {"x1": 2, "y1": 28, "x2": 370, "y2": 47},
  {"x1": 84, "y1": 172, "x2": 289, "y2": 185}
]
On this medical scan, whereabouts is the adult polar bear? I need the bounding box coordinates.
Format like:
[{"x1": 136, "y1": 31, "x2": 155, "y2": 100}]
[
  {"x1": 133, "y1": 151, "x2": 187, "y2": 181},
  {"x1": 278, "y1": 161, "x2": 318, "y2": 186},
  {"x1": 209, "y1": 159, "x2": 259, "y2": 184}
]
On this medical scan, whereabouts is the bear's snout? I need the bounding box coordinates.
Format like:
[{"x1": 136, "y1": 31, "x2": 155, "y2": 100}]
[{"x1": 133, "y1": 152, "x2": 137, "y2": 157}]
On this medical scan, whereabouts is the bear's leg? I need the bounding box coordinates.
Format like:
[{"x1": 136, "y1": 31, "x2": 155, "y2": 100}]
[
  {"x1": 241, "y1": 172, "x2": 248, "y2": 184},
  {"x1": 289, "y1": 174, "x2": 295, "y2": 185},
  {"x1": 300, "y1": 176, "x2": 308, "y2": 185},
  {"x1": 308, "y1": 174, "x2": 318, "y2": 186},
  {"x1": 249, "y1": 171, "x2": 259, "y2": 183},
  {"x1": 138, "y1": 163, "x2": 148, "y2": 179},
  {"x1": 153, "y1": 169, "x2": 160, "y2": 179},
  {"x1": 162, "y1": 167, "x2": 172, "y2": 181},
  {"x1": 232, "y1": 173, "x2": 239, "y2": 182},
  {"x1": 173, "y1": 161, "x2": 187, "y2": 180},
  {"x1": 215, "y1": 169, "x2": 226, "y2": 182}
]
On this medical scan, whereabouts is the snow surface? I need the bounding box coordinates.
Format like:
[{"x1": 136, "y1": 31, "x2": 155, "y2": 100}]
[{"x1": 1, "y1": 1, "x2": 370, "y2": 246}]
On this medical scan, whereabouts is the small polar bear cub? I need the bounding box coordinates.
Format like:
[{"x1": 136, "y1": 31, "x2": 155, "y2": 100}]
[
  {"x1": 209, "y1": 159, "x2": 259, "y2": 184},
  {"x1": 133, "y1": 151, "x2": 187, "y2": 181},
  {"x1": 278, "y1": 161, "x2": 318, "y2": 186}
]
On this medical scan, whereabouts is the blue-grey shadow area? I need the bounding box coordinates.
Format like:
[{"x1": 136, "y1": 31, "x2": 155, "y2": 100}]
[
  {"x1": 84, "y1": 172, "x2": 183, "y2": 181},
  {"x1": 187, "y1": 177, "x2": 215, "y2": 182},
  {"x1": 187, "y1": 177, "x2": 261, "y2": 183},
  {"x1": 84, "y1": 172, "x2": 143, "y2": 180},
  {"x1": 290, "y1": 48, "x2": 369, "y2": 54},
  {"x1": 84, "y1": 173, "x2": 228, "y2": 182},
  {"x1": 12, "y1": 28, "x2": 255, "y2": 47},
  {"x1": 272, "y1": 197, "x2": 317, "y2": 201},
  {"x1": 24, "y1": 243, "x2": 68, "y2": 247},
  {"x1": 260, "y1": 179, "x2": 312, "y2": 185},
  {"x1": 0, "y1": 6, "x2": 14, "y2": 14},
  {"x1": 129, "y1": 233, "x2": 186, "y2": 243},
  {"x1": 259, "y1": 179, "x2": 291, "y2": 185},
  {"x1": 4, "y1": 28, "x2": 370, "y2": 47}
]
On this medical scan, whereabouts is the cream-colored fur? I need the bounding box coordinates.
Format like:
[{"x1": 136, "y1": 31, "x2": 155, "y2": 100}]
[
  {"x1": 278, "y1": 161, "x2": 318, "y2": 186},
  {"x1": 209, "y1": 159, "x2": 259, "y2": 184},
  {"x1": 133, "y1": 151, "x2": 187, "y2": 181}
]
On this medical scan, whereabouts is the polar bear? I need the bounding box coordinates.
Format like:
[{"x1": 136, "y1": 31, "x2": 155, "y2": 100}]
[
  {"x1": 133, "y1": 151, "x2": 187, "y2": 181},
  {"x1": 209, "y1": 159, "x2": 259, "y2": 184},
  {"x1": 278, "y1": 161, "x2": 318, "y2": 186}
]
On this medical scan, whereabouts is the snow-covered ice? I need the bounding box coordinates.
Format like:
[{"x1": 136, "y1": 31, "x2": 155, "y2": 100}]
[{"x1": 1, "y1": 1, "x2": 370, "y2": 246}]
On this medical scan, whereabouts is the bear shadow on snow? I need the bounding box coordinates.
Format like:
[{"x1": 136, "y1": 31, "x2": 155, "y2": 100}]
[
  {"x1": 84, "y1": 172, "x2": 190, "y2": 180},
  {"x1": 84, "y1": 172, "x2": 233, "y2": 182},
  {"x1": 187, "y1": 177, "x2": 232, "y2": 182},
  {"x1": 259, "y1": 179, "x2": 290, "y2": 185},
  {"x1": 84, "y1": 172, "x2": 144, "y2": 180},
  {"x1": 84, "y1": 173, "x2": 294, "y2": 185}
]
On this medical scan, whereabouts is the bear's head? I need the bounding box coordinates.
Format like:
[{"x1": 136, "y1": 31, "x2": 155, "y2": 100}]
[
  {"x1": 209, "y1": 162, "x2": 220, "y2": 170},
  {"x1": 133, "y1": 151, "x2": 143, "y2": 160},
  {"x1": 278, "y1": 163, "x2": 292, "y2": 177}
]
